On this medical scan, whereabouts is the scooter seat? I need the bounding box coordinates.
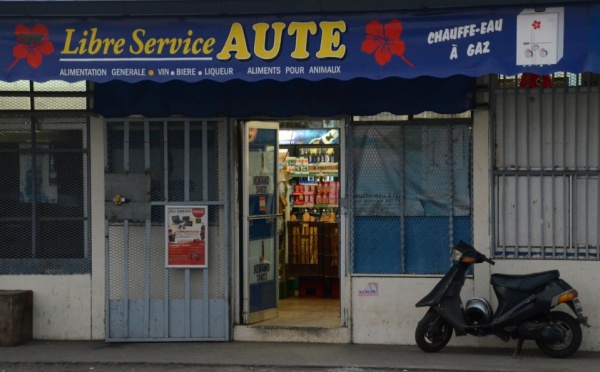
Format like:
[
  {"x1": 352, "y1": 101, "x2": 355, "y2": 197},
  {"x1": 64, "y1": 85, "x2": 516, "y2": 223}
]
[{"x1": 490, "y1": 270, "x2": 559, "y2": 292}]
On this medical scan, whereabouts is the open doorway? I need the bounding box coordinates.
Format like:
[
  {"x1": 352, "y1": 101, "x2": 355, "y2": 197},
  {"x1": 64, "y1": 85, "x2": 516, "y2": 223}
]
[{"x1": 242, "y1": 118, "x2": 343, "y2": 329}]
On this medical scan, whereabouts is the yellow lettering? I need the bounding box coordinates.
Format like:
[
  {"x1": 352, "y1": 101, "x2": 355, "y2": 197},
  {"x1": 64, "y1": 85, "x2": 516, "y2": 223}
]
[
  {"x1": 216, "y1": 23, "x2": 251, "y2": 61},
  {"x1": 156, "y1": 38, "x2": 170, "y2": 54},
  {"x1": 129, "y1": 29, "x2": 145, "y2": 55},
  {"x1": 87, "y1": 28, "x2": 102, "y2": 54},
  {"x1": 203, "y1": 38, "x2": 215, "y2": 54},
  {"x1": 191, "y1": 38, "x2": 203, "y2": 54},
  {"x1": 155, "y1": 38, "x2": 168, "y2": 54},
  {"x1": 169, "y1": 38, "x2": 184, "y2": 54},
  {"x1": 113, "y1": 39, "x2": 126, "y2": 54},
  {"x1": 288, "y1": 22, "x2": 317, "y2": 59},
  {"x1": 316, "y1": 21, "x2": 346, "y2": 59},
  {"x1": 62, "y1": 29, "x2": 79, "y2": 54},
  {"x1": 146, "y1": 38, "x2": 157, "y2": 54},
  {"x1": 78, "y1": 30, "x2": 89, "y2": 54},
  {"x1": 183, "y1": 31, "x2": 194, "y2": 54},
  {"x1": 253, "y1": 22, "x2": 285, "y2": 60},
  {"x1": 62, "y1": 28, "x2": 126, "y2": 55}
]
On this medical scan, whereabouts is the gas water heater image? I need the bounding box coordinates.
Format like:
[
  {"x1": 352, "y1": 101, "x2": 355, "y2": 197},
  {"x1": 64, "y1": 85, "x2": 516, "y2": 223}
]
[{"x1": 516, "y1": 7, "x2": 564, "y2": 66}]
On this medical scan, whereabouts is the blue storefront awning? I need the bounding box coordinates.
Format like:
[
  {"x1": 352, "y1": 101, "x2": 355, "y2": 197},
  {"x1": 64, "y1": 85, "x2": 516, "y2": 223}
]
[
  {"x1": 94, "y1": 75, "x2": 476, "y2": 117},
  {"x1": 0, "y1": 3, "x2": 599, "y2": 84}
]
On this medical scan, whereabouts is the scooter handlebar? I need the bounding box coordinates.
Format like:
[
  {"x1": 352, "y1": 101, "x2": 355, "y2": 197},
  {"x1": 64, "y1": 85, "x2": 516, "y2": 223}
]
[{"x1": 484, "y1": 257, "x2": 496, "y2": 265}]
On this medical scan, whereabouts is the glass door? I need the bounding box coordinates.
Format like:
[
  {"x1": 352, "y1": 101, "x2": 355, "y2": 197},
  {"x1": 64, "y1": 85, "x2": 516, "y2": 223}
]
[{"x1": 242, "y1": 121, "x2": 280, "y2": 324}]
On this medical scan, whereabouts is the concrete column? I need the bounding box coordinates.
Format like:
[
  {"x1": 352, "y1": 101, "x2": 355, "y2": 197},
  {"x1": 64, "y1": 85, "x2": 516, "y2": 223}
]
[
  {"x1": 472, "y1": 109, "x2": 492, "y2": 301},
  {"x1": 90, "y1": 115, "x2": 106, "y2": 339}
]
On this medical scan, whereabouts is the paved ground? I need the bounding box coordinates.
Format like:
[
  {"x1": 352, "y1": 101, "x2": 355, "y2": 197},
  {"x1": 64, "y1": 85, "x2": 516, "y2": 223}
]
[{"x1": 1, "y1": 341, "x2": 599, "y2": 372}]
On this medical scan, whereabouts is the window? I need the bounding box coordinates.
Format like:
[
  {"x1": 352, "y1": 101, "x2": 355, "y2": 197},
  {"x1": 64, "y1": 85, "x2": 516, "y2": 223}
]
[
  {"x1": 0, "y1": 80, "x2": 87, "y2": 111},
  {"x1": 0, "y1": 80, "x2": 91, "y2": 274},
  {"x1": 493, "y1": 72, "x2": 600, "y2": 259},
  {"x1": 349, "y1": 117, "x2": 472, "y2": 274}
]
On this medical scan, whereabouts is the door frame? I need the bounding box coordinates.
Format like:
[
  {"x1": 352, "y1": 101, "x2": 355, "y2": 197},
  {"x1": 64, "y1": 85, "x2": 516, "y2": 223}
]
[
  {"x1": 233, "y1": 117, "x2": 349, "y2": 328},
  {"x1": 104, "y1": 117, "x2": 230, "y2": 342}
]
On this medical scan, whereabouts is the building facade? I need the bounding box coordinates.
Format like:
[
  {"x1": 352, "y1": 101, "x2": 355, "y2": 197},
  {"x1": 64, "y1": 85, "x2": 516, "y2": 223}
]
[{"x1": 0, "y1": 0, "x2": 599, "y2": 350}]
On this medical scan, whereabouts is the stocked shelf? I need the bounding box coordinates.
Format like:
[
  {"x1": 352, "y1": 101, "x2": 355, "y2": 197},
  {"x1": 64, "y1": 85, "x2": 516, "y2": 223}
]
[
  {"x1": 288, "y1": 169, "x2": 338, "y2": 178},
  {"x1": 287, "y1": 220, "x2": 339, "y2": 278},
  {"x1": 292, "y1": 204, "x2": 338, "y2": 209},
  {"x1": 280, "y1": 141, "x2": 340, "y2": 298},
  {"x1": 290, "y1": 179, "x2": 339, "y2": 208},
  {"x1": 287, "y1": 221, "x2": 322, "y2": 277}
]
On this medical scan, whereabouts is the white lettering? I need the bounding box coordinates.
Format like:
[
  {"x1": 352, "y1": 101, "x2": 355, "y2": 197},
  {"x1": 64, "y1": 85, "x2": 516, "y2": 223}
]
[
  {"x1": 427, "y1": 19, "x2": 503, "y2": 45},
  {"x1": 467, "y1": 41, "x2": 491, "y2": 56},
  {"x1": 308, "y1": 65, "x2": 341, "y2": 74},
  {"x1": 247, "y1": 66, "x2": 281, "y2": 74},
  {"x1": 204, "y1": 67, "x2": 234, "y2": 76},
  {"x1": 450, "y1": 44, "x2": 458, "y2": 60},
  {"x1": 285, "y1": 66, "x2": 304, "y2": 74},
  {"x1": 111, "y1": 68, "x2": 146, "y2": 76}
]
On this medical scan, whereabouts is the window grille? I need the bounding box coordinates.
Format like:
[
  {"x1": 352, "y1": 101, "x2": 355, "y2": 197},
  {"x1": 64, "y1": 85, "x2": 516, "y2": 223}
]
[
  {"x1": 349, "y1": 117, "x2": 473, "y2": 274},
  {"x1": 353, "y1": 111, "x2": 471, "y2": 122},
  {"x1": 493, "y1": 72, "x2": 600, "y2": 259},
  {"x1": 0, "y1": 80, "x2": 91, "y2": 274},
  {"x1": 104, "y1": 118, "x2": 228, "y2": 313},
  {"x1": 0, "y1": 80, "x2": 88, "y2": 112}
]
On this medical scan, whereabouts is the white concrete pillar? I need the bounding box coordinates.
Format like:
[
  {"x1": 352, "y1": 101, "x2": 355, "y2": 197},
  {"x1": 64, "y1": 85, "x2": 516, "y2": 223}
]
[
  {"x1": 472, "y1": 108, "x2": 492, "y2": 301},
  {"x1": 90, "y1": 115, "x2": 106, "y2": 339}
]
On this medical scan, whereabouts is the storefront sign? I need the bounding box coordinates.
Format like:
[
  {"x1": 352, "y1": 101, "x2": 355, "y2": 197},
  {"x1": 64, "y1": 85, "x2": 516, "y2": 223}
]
[
  {"x1": 0, "y1": 3, "x2": 598, "y2": 83},
  {"x1": 165, "y1": 206, "x2": 208, "y2": 268}
]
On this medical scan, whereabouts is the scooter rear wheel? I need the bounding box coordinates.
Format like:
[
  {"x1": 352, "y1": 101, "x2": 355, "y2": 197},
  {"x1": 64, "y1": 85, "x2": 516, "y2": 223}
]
[
  {"x1": 415, "y1": 311, "x2": 453, "y2": 352},
  {"x1": 535, "y1": 311, "x2": 582, "y2": 358}
]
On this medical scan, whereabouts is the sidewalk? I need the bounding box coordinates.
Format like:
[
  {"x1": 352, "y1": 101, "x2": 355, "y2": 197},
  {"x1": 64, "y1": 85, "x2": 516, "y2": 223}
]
[{"x1": 1, "y1": 341, "x2": 600, "y2": 371}]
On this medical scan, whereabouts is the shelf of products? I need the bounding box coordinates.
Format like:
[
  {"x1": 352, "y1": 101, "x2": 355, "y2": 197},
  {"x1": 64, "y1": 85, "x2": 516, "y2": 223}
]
[
  {"x1": 279, "y1": 142, "x2": 340, "y2": 298},
  {"x1": 284, "y1": 147, "x2": 338, "y2": 175},
  {"x1": 283, "y1": 146, "x2": 339, "y2": 209},
  {"x1": 290, "y1": 178, "x2": 339, "y2": 208},
  {"x1": 286, "y1": 212, "x2": 339, "y2": 278}
]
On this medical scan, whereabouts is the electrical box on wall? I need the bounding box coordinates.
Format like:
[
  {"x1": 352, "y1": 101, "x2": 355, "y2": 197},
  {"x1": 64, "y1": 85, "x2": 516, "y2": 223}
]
[{"x1": 516, "y1": 7, "x2": 564, "y2": 66}]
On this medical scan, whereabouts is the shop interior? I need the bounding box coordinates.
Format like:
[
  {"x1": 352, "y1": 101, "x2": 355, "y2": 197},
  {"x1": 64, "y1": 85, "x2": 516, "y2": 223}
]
[{"x1": 257, "y1": 119, "x2": 341, "y2": 328}]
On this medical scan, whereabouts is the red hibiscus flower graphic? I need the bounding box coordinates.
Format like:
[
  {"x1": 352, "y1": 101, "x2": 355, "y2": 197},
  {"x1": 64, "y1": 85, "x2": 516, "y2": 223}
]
[
  {"x1": 7, "y1": 24, "x2": 54, "y2": 71},
  {"x1": 532, "y1": 20, "x2": 541, "y2": 30},
  {"x1": 361, "y1": 19, "x2": 414, "y2": 67}
]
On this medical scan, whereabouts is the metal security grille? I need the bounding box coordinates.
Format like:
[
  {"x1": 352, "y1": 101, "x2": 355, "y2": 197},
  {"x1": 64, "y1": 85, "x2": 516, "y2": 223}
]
[
  {"x1": 0, "y1": 79, "x2": 91, "y2": 275},
  {"x1": 493, "y1": 73, "x2": 600, "y2": 260},
  {"x1": 348, "y1": 119, "x2": 473, "y2": 275},
  {"x1": 0, "y1": 80, "x2": 88, "y2": 112},
  {"x1": 104, "y1": 118, "x2": 229, "y2": 342}
]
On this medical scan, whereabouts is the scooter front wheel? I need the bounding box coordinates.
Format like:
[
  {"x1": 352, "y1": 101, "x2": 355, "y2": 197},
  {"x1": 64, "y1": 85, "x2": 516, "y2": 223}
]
[
  {"x1": 415, "y1": 311, "x2": 453, "y2": 352},
  {"x1": 535, "y1": 311, "x2": 582, "y2": 358}
]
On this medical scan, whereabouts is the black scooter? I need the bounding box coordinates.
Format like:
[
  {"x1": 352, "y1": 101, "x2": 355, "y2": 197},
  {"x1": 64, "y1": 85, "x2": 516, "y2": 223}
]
[{"x1": 415, "y1": 241, "x2": 590, "y2": 358}]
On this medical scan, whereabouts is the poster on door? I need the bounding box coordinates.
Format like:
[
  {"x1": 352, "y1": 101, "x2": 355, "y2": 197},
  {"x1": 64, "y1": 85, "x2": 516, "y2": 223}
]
[
  {"x1": 165, "y1": 205, "x2": 208, "y2": 268},
  {"x1": 248, "y1": 238, "x2": 275, "y2": 284}
]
